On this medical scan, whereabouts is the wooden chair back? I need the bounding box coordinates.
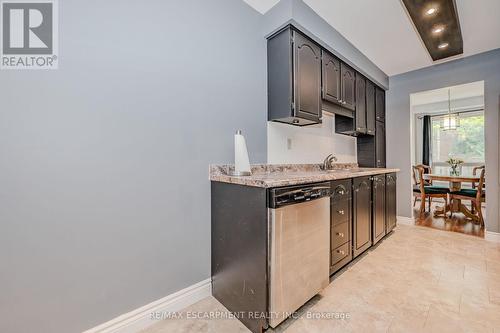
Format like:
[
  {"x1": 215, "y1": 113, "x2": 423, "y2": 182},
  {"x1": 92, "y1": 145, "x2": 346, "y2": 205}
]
[
  {"x1": 412, "y1": 164, "x2": 432, "y2": 186},
  {"x1": 476, "y1": 167, "x2": 486, "y2": 201},
  {"x1": 472, "y1": 165, "x2": 485, "y2": 189},
  {"x1": 415, "y1": 166, "x2": 427, "y2": 195}
]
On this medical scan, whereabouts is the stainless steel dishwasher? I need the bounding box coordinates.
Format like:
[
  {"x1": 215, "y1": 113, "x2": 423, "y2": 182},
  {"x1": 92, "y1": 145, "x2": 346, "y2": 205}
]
[{"x1": 268, "y1": 182, "x2": 331, "y2": 328}]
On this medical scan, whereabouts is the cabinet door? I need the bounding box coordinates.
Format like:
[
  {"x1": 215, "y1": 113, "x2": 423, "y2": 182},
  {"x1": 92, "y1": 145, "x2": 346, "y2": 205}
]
[
  {"x1": 355, "y1": 73, "x2": 366, "y2": 133},
  {"x1": 386, "y1": 173, "x2": 397, "y2": 233},
  {"x1": 376, "y1": 121, "x2": 386, "y2": 168},
  {"x1": 365, "y1": 81, "x2": 376, "y2": 135},
  {"x1": 340, "y1": 63, "x2": 356, "y2": 111},
  {"x1": 321, "y1": 51, "x2": 341, "y2": 105},
  {"x1": 375, "y1": 88, "x2": 385, "y2": 122},
  {"x1": 372, "y1": 175, "x2": 386, "y2": 244},
  {"x1": 352, "y1": 177, "x2": 372, "y2": 258},
  {"x1": 293, "y1": 31, "x2": 322, "y2": 120}
]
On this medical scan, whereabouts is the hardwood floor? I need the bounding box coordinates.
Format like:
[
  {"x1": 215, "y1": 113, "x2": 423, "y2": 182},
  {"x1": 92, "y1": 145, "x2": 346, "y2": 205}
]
[{"x1": 413, "y1": 199, "x2": 485, "y2": 238}]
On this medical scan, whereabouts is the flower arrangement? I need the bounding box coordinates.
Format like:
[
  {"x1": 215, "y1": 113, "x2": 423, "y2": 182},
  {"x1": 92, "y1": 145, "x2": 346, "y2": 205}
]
[{"x1": 446, "y1": 157, "x2": 464, "y2": 176}]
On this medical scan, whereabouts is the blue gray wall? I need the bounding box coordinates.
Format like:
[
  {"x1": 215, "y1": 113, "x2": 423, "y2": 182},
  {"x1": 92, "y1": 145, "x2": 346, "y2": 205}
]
[
  {"x1": 387, "y1": 48, "x2": 500, "y2": 233},
  {"x1": 0, "y1": 1, "x2": 267, "y2": 332}
]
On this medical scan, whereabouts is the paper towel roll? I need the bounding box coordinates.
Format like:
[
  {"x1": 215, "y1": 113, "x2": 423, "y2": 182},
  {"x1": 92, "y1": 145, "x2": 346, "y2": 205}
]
[{"x1": 234, "y1": 130, "x2": 251, "y2": 175}]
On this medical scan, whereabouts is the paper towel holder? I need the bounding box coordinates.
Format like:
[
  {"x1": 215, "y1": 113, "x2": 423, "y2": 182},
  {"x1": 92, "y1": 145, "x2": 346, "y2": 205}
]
[{"x1": 229, "y1": 130, "x2": 252, "y2": 177}]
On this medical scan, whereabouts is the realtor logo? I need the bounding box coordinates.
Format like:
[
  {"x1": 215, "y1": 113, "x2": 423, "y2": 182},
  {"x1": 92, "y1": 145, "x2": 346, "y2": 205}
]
[{"x1": 1, "y1": 0, "x2": 58, "y2": 69}]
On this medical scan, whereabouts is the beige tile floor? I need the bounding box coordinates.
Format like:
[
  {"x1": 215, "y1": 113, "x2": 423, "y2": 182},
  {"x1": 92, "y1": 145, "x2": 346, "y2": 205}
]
[{"x1": 144, "y1": 224, "x2": 500, "y2": 333}]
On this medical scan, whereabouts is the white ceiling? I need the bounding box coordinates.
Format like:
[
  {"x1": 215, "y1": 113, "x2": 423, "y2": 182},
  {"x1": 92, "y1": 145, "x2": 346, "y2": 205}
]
[
  {"x1": 243, "y1": 0, "x2": 500, "y2": 76},
  {"x1": 411, "y1": 81, "x2": 484, "y2": 106}
]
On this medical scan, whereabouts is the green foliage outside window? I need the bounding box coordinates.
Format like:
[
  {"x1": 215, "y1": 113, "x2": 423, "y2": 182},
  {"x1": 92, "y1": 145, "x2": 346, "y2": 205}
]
[{"x1": 431, "y1": 113, "x2": 484, "y2": 163}]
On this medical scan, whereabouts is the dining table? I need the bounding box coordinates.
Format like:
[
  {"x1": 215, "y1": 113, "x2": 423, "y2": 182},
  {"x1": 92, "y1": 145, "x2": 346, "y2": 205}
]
[{"x1": 422, "y1": 173, "x2": 481, "y2": 221}]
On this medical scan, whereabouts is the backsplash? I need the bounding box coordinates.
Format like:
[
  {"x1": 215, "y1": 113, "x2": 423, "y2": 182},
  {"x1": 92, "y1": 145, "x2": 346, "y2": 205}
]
[{"x1": 267, "y1": 113, "x2": 357, "y2": 164}]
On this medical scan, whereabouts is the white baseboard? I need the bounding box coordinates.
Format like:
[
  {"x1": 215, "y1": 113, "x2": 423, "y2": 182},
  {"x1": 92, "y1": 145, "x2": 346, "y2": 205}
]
[
  {"x1": 83, "y1": 278, "x2": 212, "y2": 333},
  {"x1": 485, "y1": 231, "x2": 500, "y2": 243},
  {"x1": 397, "y1": 216, "x2": 414, "y2": 226}
]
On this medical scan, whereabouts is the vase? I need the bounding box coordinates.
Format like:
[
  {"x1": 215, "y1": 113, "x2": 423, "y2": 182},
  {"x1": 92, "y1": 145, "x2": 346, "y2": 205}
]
[{"x1": 449, "y1": 165, "x2": 461, "y2": 176}]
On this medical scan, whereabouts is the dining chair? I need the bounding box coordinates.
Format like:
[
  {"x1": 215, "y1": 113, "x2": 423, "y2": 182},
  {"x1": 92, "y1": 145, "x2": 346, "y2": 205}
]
[
  {"x1": 412, "y1": 164, "x2": 432, "y2": 210},
  {"x1": 472, "y1": 165, "x2": 486, "y2": 189},
  {"x1": 471, "y1": 165, "x2": 485, "y2": 214},
  {"x1": 450, "y1": 167, "x2": 485, "y2": 226},
  {"x1": 415, "y1": 165, "x2": 450, "y2": 216}
]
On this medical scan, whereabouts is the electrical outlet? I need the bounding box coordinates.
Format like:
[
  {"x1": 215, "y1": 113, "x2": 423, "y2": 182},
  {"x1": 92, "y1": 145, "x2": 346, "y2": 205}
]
[{"x1": 287, "y1": 138, "x2": 292, "y2": 150}]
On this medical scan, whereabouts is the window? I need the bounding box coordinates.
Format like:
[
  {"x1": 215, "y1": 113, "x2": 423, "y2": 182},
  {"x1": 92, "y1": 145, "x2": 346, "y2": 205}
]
[{"x1": 431, "y1": 111, "x2": 484, "y2": 175}]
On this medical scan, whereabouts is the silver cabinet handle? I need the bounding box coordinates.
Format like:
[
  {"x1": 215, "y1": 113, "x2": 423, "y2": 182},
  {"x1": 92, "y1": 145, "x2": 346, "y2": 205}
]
[
  {"x1": 337, "y1": 250, "x2": 345, "y2": 255},
  {"x1": 338, "y1": 190, "x2": 345, "y2": 195},
  {"x1": 337, "y1": 210, "x2": 345, "y2": 215},
  {"x1": 336, "y1": 232, "x2": 345, "y2": 237}
]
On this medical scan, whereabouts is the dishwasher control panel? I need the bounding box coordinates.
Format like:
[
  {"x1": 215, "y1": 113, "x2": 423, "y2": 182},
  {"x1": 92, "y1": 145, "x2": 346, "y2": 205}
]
[{"x1": 269, "y1": 182, "x2": 331, "y2": 208}]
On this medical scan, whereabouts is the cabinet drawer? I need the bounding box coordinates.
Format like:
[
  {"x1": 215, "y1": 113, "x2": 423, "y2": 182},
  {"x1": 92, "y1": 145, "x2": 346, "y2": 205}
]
[
  {"x1": 331, "y1": 180, "x2": 351, "y2": 202},
  {"x1": 331, "y1": 222, "x2": 349, "y2": 248},
  {"x1": 332, "y1": 199, "x2": 350, "y2": 225},
  {"x1": 331, "y1": 242, "x2": 350, "y2": 266}
]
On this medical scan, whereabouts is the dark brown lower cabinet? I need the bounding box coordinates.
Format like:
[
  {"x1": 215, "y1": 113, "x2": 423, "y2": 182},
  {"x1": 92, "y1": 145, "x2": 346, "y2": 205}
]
[
  {"x1": 372, "y1": 175, "x2": 386, "y2": 244},
  {"x1": 352, "y1": 177, "x2": 372, "y2": 258},
  {"x1": 330, "y1": 179, "x2": 352, "y2": 274},
  {"x1": 386, "y1": 173, "x2": 397, "y2": 233}
]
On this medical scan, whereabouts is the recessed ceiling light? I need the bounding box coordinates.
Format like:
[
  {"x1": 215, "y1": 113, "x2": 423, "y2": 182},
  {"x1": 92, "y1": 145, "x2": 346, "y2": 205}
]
[
  {"x1": 426, "y1": 7, "x2": 437, "y2": 15},
  {"x1": 438, "y1": 42, "x2": 449, "y2": 49},
  {"x1": 432, "y1": 26, "x2": 445, "y2": 34}
]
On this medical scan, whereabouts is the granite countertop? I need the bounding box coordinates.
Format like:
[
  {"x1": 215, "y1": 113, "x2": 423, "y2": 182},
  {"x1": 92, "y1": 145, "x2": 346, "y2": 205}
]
[{"x1": 209, "y1": 164, "x2": 400, "y2": 188}]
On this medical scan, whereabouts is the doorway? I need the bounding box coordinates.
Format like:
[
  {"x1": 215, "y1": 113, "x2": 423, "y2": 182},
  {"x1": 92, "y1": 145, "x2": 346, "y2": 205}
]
[{"x1": 409, "y1": 81, "x2": 485, "y2": 237}]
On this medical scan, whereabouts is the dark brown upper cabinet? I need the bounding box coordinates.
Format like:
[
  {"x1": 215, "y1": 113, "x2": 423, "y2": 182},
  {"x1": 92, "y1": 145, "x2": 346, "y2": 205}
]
[
  {"x1": 355, "y1": 73, "x2": 366, "y2": 133},
  {"x1": 321, "y1": 50, "x2": 356, "y2": 113},
  {"x1": 321, "y1": 50, "x2": 341, "y2": 105},
  {"x1": 267, "y1": 26, "x2": 322, "y2": 126},
  {"x1": 294, "y1": 32, "x2": 322, "y2": 121},
  {"x1": 365, "y1": 80, "x2": 376, "y2": 136},
  {"x1": 376, "y1": 121, "x2": 386, "y2": 168},
  {"x1": 375, "y1": 87, "x2": 385, "y2": 122},
  {"x1": 340, "y1": 63, "x2": 356, "y2": 111}
]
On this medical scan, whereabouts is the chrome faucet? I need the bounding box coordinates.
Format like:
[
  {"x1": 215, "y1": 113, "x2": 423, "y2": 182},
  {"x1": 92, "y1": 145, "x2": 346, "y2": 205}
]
[{"x1": 322, "y1": 154, "x2": 338, "y2": 170}]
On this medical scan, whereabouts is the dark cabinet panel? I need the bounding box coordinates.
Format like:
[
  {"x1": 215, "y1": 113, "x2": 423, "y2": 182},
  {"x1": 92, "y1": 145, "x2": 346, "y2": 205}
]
[
  {"x1": 355, "y1": 73, "x2": 366, "y2": 133},
  {"x1": 330, "y1": 179, "x2": 352, "y2": 274},
  {"x1": 332, "y1": 199, "x2": 350, "y2": 225},
  {"x1": 375, "y1": 88, "x2": 385, "y2": 122},
  {"x1": 376, "y1": 121, "x2": 386, "y2": 168},
  {"x1": 321, "y1": 50, "x2": 341, "y2": 105},
  {"x1": 331, "y1": 222, "x2": 349, "y2": 249},
  {"x1": 331, "y1": 242, "x2": 350, "y2": 267},
  {"x1": 294, "y1": 31, "x2": 322, "y2": 120},
  {"x1": 267, "y1": 26, "x2": 321, "y2": 126},
  {"x1": 340, "y1": 63, "x2": 356, "y2": 111},
  {"x1": 331, "y1": 179, "x2": 351, "y2": 202},
  {"x1": 211, "y1": 182, "x2": 268, "y2": 333},
  {"x1": 352, "y1": 177, "x2": 372, "y2": 258},
  {"x1": 372, "y1": 175, "x2": 386, "y2": 245},
  {"x1": 365, "y1": 80, "x2": 376, "y2": 136},
  {"x1": 386, "y1": 173, "x2": 397, "y2": 233}
]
